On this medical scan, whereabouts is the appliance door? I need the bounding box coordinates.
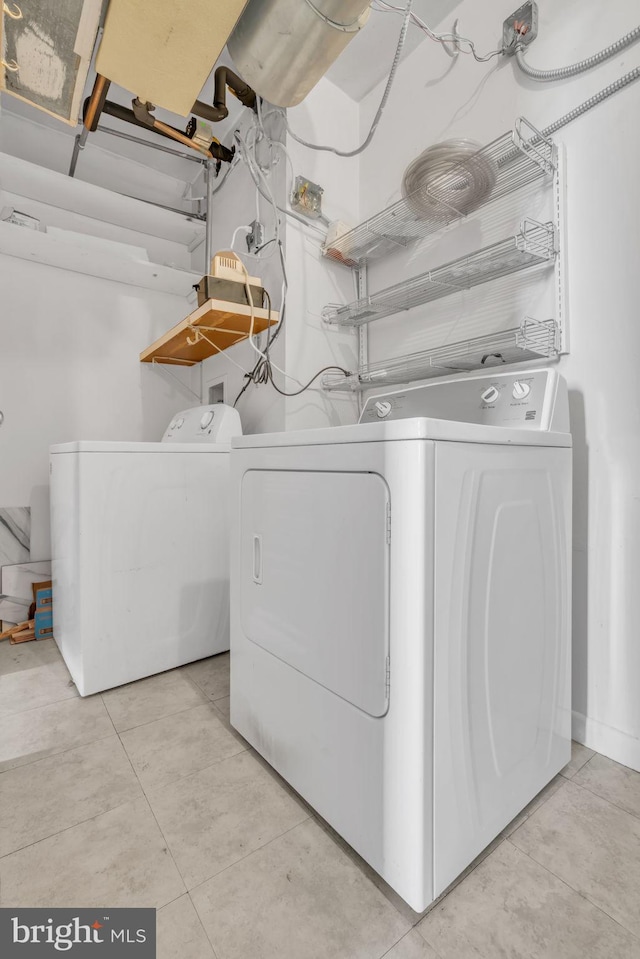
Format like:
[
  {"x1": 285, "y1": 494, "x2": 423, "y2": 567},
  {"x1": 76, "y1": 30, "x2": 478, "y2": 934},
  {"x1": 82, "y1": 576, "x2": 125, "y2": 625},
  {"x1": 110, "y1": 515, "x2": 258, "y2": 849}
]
[
  {"x1": 432, "y1": 442, "x2": 572, "y2": 895},
  {"x1": 240, "y1": 469, "x2": 390, "y2": 717}
]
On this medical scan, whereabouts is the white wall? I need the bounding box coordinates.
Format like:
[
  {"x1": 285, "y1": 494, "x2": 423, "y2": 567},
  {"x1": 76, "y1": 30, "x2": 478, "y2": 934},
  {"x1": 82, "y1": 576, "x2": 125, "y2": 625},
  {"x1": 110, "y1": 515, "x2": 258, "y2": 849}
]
[
  {"x1": 0, "y1": 175, "x2": 199, "y2": 558},
  {"x1": 198, "y1": 78, "x2": 360, "y2": 433},
  {"x1": 356, "y1": 0, "x2": 640, "y2": 768},
  {"x1": 195, "y1": 109, "x2": 288, "y2": 434},
  {"x1": 283, "y1": 79, "x2": 361, "y2": 430}
]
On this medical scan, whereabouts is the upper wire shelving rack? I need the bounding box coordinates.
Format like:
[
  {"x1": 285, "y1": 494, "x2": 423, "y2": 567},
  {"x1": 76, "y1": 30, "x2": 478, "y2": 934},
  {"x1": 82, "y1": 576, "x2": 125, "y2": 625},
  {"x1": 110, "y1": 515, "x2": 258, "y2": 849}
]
[{"x1": 323, "y1": 118, "x2": 557, "y2": 269}]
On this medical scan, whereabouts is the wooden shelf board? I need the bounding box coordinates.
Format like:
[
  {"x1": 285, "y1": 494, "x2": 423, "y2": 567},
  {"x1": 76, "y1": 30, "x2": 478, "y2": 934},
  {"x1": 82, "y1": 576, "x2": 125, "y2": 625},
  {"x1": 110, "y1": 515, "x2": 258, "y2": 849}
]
[{"x1": 140, "y1": 298, "x2": 279, "y2": 365}]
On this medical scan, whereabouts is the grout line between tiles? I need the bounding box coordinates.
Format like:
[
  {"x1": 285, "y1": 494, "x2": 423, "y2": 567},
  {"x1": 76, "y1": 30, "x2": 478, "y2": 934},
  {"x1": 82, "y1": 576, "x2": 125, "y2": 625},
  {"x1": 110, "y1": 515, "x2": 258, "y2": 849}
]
[
  {"x1": 102, "y1": 697, "x2": 215, "y2": 736},
  {"x1": 0, "y1": 730, "x2": 116, "y2": 780},
  {"x1": 414, "y1": 836, "x2": 508, "y2": 929},
  {"x1": 113, "y1": 714, "x2": 298, "y2": 906},
  {"x1": 380, "y1": 929, "x2": 444, "y2": 959},
  {"x1": 504, "y1": 835, "x2": 640, "y2": 943},
  {"x1": 180, "y1": 661, "x2": 230, "y2": 703},
  {"x1": 560, "y1": 752, "x2": 596, "y2": 780},
  {"x1": 0, "y1": 791, "x2": 148, "y2": 864},
  {"x1": 187, "y1": 816, "x2": 313, "y2": 898},
  {"x1": 114, "y1": 729, "x2": 188, "y2": 898},
  {"x1": 565, "y1": 777, "x2": 640, "y2": 824},
  {"x1": 130, "y1": 739, "x2": 249, "y2": 795},
  {"x1": 2, "y1": 686, "x2": 79, "y2": 719},
  {"x1": 0, "y1": 725, "x2": 117, "y2": 777},
  {"x1": 185, "y1": 889, "x2": 222, "y2": 959}
]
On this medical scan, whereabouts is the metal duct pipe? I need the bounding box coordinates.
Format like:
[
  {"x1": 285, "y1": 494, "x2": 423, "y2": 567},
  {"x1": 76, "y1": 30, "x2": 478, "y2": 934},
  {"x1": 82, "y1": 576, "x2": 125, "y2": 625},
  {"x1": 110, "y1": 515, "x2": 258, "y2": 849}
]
[{"x1": 227, "y1": 0, "x2": 371, "y2": 107}]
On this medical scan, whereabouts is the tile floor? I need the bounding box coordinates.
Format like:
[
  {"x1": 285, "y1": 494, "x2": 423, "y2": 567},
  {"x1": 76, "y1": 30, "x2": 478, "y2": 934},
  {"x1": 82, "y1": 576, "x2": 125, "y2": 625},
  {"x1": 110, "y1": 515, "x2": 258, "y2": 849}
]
[{"x1": 1, "y1": 639, "x2": 639, "y2": 958}]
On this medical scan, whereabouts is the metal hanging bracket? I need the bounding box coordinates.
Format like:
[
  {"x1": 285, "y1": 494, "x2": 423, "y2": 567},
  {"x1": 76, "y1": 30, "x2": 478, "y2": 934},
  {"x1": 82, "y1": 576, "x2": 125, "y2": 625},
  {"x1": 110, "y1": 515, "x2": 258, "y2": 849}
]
[{"x1": 149, "y1": 358, "x2": 201, "y2": 402}]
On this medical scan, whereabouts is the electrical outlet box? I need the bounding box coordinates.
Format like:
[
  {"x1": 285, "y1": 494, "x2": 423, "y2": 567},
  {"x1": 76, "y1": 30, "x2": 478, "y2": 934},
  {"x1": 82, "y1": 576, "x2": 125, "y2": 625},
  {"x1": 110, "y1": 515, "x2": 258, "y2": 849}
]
[
  {"x1": 246, "y1": 220, "x2": 265, "y2": 254},
  {"x1": 291, "y1": 176, "x2": 324, "y2": 220},
  {"x1": 503, "y1": 1, "x2": 538, "y2": 53}
]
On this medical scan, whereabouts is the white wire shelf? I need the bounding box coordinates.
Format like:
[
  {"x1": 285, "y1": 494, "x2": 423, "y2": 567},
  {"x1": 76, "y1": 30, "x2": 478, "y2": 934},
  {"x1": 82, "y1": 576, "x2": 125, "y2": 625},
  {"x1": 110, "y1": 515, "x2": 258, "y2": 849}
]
[
  {"x1": 323, "y1": 220, "x2": 556, "y2": 329},
  {"x1": 322, "y1": 319, "x2": 560, "y2": 393},
  {"x1": 322, "y1": 118, "x2": 556, "y2": 268}
]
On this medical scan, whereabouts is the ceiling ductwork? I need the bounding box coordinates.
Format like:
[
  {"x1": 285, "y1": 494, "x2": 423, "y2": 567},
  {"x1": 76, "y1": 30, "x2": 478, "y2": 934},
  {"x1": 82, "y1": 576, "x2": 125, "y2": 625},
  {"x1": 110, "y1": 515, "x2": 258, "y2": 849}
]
[{"x1": 227, "y1": 0, "x2": 371, "y2": 108}]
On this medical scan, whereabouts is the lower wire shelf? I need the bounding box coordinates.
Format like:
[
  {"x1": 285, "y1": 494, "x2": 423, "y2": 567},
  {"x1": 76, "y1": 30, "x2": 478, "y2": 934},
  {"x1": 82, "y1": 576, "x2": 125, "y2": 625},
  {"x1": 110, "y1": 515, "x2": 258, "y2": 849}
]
[{"x1": 322, "y1": 319, "x2": 560, "y2": 393}]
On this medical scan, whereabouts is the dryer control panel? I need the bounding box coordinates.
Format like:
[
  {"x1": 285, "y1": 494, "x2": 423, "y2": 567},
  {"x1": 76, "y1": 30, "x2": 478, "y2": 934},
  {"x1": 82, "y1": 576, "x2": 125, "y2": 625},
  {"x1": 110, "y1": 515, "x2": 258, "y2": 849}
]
[
  {"x1": 162, "y1": 404, "x2": 242, "y2": 444},
  {"x1": 360, "y1": 369, "x2": 569, "y2": 433}
]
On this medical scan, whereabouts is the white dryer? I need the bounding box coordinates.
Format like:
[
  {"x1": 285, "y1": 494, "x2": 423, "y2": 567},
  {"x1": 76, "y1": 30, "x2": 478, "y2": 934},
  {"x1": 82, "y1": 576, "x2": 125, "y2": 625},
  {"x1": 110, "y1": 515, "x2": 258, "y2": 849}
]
[
  {"x1": 50, "y1": 404, "x2": 241, "y2": 696},
  {"x1": 230, "y1": 368, "x2": 572, "y2": 912}
]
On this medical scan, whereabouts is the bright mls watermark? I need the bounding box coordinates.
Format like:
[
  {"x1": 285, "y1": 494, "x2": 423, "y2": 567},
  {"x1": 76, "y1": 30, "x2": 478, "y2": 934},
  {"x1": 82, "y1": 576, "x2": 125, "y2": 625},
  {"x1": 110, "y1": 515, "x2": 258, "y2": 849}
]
[{"x1": 0, "y1": 908, "x2": 155, "y2": 956}]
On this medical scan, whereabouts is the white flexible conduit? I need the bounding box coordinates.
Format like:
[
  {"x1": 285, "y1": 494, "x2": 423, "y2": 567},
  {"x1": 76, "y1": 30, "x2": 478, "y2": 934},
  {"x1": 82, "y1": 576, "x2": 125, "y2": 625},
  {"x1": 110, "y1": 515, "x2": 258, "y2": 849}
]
[
  {"x1": 285, "y1": 0, "x2": 414, "y2": 156},
  {"x1": 515, "y1": 23, "x2": 640, "y2": 81}
]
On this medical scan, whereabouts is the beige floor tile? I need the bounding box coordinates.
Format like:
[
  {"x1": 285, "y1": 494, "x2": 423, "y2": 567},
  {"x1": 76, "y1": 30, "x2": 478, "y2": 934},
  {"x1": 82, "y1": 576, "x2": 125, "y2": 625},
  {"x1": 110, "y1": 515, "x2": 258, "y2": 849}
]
[
  {"x1": 183, "y1": 653, "x2": 229, "y2": 701},
  {"x1": 561, "y1": 740, "x2": 596, "y2": 779},
  {"x1": 147, "y1": 749, "x2": 309, "y2": 889},
  {"x1": 0, "y1": 659, "x2": 78, "y2": 717},
  {"x1": 574, "y1": 753, "x2": 640, "y2": 819},
  {"x1": 191, "y1": 818, "x2": 409, "y2": 959},
  {"x1": 0, "y1": 797, "x2": 185, "y2": 909},
  {"x1": 311, "y1": 812, "x2": 429, "y2": 926},
  {"x1": 418, "y1": 838, "x2": 640, "y2": 959},
  {"x1": 383, "y1": 930, "x2": 441, "y2": 959},
  {"x1": 0, "y1": 736, "x2": 143, "y2": 856},
  {"x1": 0, "y1": 695, "x2": 114, "y2": 772},
  {"x1": 213, "y1": 695, "x2": 230, "y2": 723},
  {"x1": 510, "y1": 779, "x2": 640, "y2": 938},
  {"x1": 121, "y1": 703, "x2": 246, "y2": 790},
  {"x1": 502, "y1": 775, "x2": 565, "y2": 838},
  {"x1": 101, "y1": 669, "x2": 205, "y2": 732},
  {"x1": 157, "y1": 894, "x2": 216, "y2": 959},
  {"x1": 0, "y1": 638, "x2": 61, "y2": 676}
]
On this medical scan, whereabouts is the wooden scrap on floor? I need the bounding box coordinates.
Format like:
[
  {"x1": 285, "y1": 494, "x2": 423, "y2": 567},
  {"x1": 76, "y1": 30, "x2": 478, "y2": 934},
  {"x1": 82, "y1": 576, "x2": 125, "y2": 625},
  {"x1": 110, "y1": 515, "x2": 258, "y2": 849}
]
[{"x1": 0, "y1": 619, "x2": 36, "y2": 643}]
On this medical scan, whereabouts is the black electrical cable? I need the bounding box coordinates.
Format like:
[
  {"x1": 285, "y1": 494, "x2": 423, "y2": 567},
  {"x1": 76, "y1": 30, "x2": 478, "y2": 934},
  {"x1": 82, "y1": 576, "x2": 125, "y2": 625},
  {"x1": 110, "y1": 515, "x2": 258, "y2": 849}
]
[
  {"x1": 265, "y1": 365, "x2": 352, "y2": 397},
  {"x1": 233, "y1": 268, "x2": 352, "y2": 405}
]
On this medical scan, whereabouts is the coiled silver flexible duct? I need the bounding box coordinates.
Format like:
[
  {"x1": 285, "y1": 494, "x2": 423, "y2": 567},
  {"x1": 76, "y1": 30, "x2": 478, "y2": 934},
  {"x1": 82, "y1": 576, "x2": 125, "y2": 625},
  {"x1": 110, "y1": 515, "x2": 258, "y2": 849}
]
[{"x1": 515, "y1": 23, "x2": 640, "y2": 81}]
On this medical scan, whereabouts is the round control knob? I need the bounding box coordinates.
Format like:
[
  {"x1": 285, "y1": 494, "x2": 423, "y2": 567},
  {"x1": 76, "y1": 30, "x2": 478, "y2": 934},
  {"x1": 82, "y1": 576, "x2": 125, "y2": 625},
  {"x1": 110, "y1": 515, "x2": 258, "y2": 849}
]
[
  {"x1": 481, "y1": 386, "x2": 500, "y2": 404},
  {"x1": 512, "y1": 380, "x2": 531, "y2": 400},
  {"x1": 200, "y1": 410, "x2": 215, "y2": 430},
  {"x1": 374, "y1": 401, "x2": 392, "y2": 419},
  {"x1": 174, "y1": 417, "x2": 184, "y2": 429}
]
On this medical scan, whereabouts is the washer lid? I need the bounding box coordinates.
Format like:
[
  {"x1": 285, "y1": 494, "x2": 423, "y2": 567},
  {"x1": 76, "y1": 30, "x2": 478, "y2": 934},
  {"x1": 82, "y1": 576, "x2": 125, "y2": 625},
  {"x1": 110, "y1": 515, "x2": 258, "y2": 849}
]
[{"x1": 50, "y1": 441, "x2": 230, "y2": 454}]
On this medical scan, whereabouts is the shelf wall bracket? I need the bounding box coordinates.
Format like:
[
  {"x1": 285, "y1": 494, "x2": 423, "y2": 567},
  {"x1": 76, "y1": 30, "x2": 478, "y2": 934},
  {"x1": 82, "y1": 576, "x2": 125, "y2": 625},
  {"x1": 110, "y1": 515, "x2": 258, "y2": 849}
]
[{"x1": 149, "y1": 358, "x2": 201, "y2": 401}]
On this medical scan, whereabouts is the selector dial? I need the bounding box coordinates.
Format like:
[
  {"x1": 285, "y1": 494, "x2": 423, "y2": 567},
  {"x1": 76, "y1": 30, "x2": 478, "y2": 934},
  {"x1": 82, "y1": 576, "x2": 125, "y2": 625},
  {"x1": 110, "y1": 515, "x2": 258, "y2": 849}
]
[
  {"x1": 375, "y1": 401, "x2": 392, "y2": 419},
  {"x1": 512, "y1": 380, "x2": 531, "y2": 400},
  {"x1": 174, "y1": 417, "x2": 184, "y2": 429},
  {"x1": 200, "y1": 410, "x2": 215, "y2": 430},
  {"x1": 481, "y1": 386, "x2": 500, "y2": 405}
]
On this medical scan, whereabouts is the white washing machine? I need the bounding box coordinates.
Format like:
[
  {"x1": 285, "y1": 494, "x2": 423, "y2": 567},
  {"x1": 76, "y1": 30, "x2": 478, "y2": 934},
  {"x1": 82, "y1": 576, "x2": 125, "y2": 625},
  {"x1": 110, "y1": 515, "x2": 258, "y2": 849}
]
[
  {"x1": 50, "y1": 404, "x2": 241, "y2": 696},
  {"x1": 230, "y1": 368, "x2": 572, "y2": 912}
]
